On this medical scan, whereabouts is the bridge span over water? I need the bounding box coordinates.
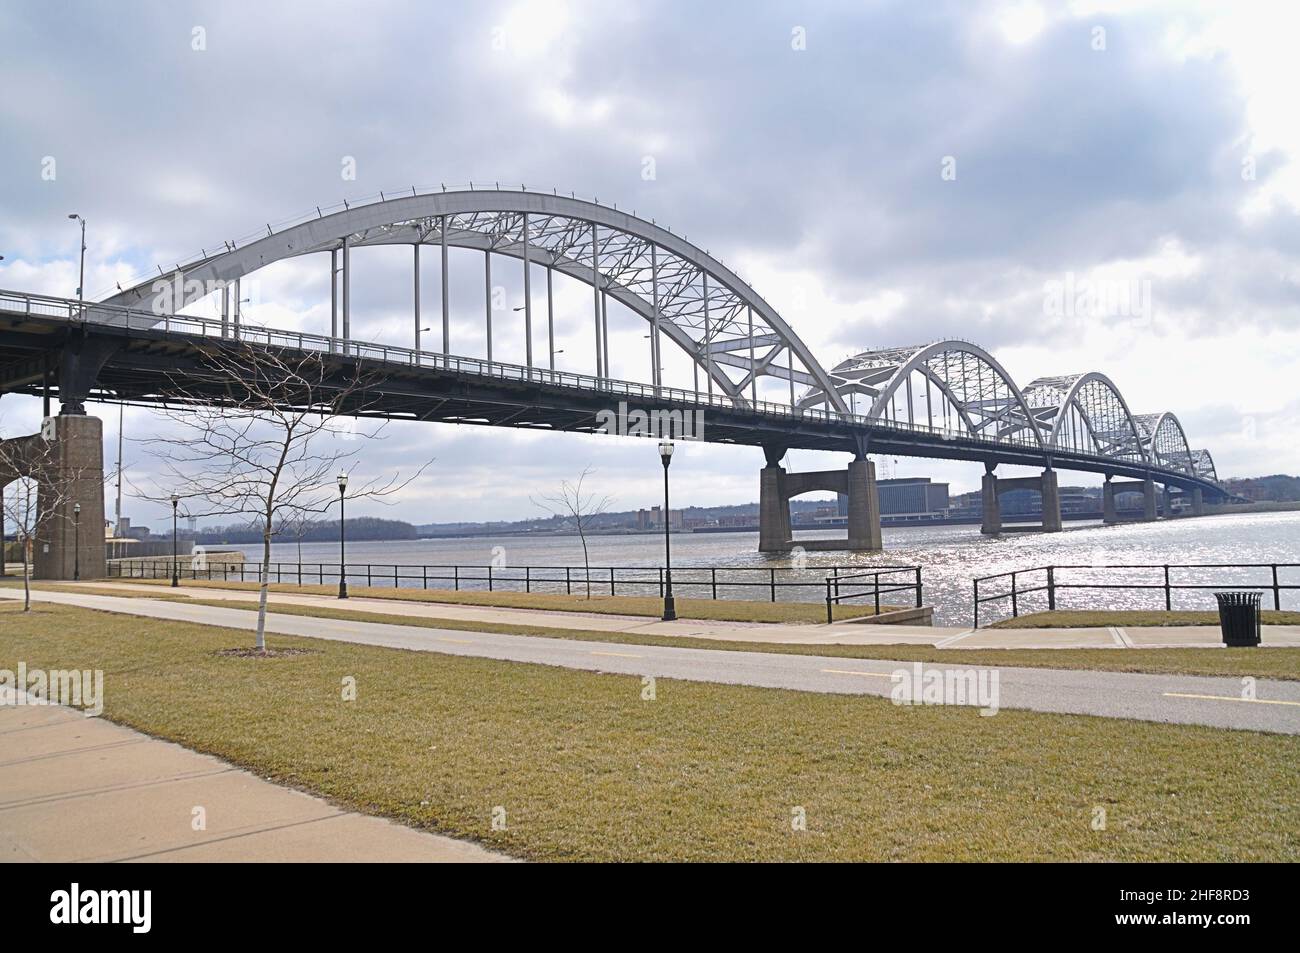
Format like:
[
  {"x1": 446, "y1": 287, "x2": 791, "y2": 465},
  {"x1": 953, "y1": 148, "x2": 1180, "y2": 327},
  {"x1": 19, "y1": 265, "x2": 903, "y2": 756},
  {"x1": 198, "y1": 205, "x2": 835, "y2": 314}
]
[{"x1": 0, "y1": 188, "x2": 1223, "y2": 577}]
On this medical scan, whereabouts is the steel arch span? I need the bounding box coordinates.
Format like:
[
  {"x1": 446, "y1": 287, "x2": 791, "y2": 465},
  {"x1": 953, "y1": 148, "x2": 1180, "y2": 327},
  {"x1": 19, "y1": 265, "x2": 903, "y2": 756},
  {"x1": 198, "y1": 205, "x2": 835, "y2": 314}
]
[
  {"x1": 1022, "y1": 372, "x2": 1145, "y2": 464},
  {"x1": 104, "y1": 189, "x2": 848, "y2": 415},
  {"x1": 1190, "y1": 448, "x2": 1218, "y2": 483},
  {"x1": 46, "y1": 187, "x2": 1222, "y2": 495},
  {"x1": 797, "y1": 342, "x2": 1043, "y2": 448},
  {"x1": 1134, "y1": 412, "x2": 1196, "y2": 475}
]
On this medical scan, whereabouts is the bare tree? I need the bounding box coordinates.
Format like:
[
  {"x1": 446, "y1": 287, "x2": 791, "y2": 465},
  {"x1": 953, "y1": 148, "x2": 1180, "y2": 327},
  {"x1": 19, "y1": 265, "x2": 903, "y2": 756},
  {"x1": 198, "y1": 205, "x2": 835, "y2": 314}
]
[
  {"x1": 533, "y1": 467, "x2": 612, "y2": 598},
  {"x1": 136, "y1": 343, "x2": 429, "y2": 651},
  {"x1": 1, "y1": 425, "x2": 87, "y2": 612},
  {"x1": 0, "y1": 476, "x2": 39, "y2": 612}
]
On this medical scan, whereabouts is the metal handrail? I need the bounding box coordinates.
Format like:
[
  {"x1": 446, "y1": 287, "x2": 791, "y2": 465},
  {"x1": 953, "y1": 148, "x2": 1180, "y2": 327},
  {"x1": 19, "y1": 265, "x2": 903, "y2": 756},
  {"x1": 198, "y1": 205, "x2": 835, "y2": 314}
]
[
  {"x1": 823, "y1": 565, "x2": 924, "y2": 623},
  {"x1": 108, "y1": 558, "x2": 870, "y2": 603},
  {"x1": 971, "y1": 563, "x2": 1300, "y2": 627}
]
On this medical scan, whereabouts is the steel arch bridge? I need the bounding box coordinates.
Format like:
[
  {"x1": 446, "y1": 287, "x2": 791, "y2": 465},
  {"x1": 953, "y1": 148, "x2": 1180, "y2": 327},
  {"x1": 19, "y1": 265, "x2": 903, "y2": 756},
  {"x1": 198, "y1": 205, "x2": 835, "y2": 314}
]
[
  {"x1": 105, "y1": 188, "x2": 848, "y2": 416},
  {"x1": 91, "y1": 188, "x2": 1216, "y2": 485},
  {"x1": 795, "y1": 343, "x2": 1204, "y2": 481},
  {"x1": 0, "y1": 186, "x2": 1226, "y2": 571}
]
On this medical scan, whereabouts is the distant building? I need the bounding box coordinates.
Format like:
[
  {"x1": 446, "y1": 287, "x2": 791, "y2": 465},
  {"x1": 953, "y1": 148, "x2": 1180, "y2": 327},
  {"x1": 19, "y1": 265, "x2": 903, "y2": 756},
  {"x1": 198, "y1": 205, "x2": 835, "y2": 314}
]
[
  {"x1": 636, "y1": 505, "x2": 683, "y2": 530},
  {"x1": 837, "y1": 477, "x2": 950, "y2": 518},
  {"x1": 951, "y1": 485, "x2": 1102, "y2": 518}
]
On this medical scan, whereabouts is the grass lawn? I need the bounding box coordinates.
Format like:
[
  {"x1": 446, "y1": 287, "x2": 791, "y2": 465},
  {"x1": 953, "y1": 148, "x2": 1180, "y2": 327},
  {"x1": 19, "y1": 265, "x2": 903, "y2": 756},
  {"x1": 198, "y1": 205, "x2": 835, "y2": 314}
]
[
  {"x1": 93, "y1": 576, "x2": 880, "y2": 623},
  {"x1": 12, "y1": 581, "x2": 1300, "y2": 680},
  {"x1": 992, "y1": 609, "x2": 1300, "y2": 628},
  {"x1": 4, "y1": 601, "x2": 1298, "y2": 861}
]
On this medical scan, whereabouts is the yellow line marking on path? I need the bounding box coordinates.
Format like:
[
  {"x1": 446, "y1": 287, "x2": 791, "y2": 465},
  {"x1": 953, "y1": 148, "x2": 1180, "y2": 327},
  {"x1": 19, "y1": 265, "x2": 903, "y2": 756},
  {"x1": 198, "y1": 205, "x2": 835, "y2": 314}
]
[
  {"x1": 591, "y1": 650, "x2": 643, "y2": 658},
  {"x1": 436, "y1": 637, "x2": 474, "y2": 645},
  {"x1": 1163, "y1": 692, "x2": 1300, "y2": 707},
  {"x1": 821, "y1": 669, "x2": 894, "y2": 678}
]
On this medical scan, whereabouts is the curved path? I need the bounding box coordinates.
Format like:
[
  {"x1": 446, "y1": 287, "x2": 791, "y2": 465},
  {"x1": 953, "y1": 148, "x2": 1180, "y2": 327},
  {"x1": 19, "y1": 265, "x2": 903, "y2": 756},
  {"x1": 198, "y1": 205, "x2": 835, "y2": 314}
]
[{"x1": 6, "y1": 588, "x2": 1299, "y2": 735}]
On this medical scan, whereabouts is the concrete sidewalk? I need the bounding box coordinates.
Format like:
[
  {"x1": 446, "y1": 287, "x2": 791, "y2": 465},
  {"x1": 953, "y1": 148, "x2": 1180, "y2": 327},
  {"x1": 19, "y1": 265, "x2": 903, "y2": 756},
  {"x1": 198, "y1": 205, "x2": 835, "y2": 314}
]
[
  {"x1": 0, "y1": 688, "x2": 509, "y2": 863},
  {"x1": 69, "y1": 580, "x2": 1300, "y2": 650}
]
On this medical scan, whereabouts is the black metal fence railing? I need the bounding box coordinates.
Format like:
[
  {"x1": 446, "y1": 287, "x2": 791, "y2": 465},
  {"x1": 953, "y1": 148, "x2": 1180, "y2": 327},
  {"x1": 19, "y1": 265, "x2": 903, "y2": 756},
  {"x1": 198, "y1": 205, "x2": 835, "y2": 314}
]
[
  {"x1": 824, "y1": 567, "x2": 923, "y2": 623},
  {"x1": 971, "y1": 563, "x2": 1300, "y2": 628},
  {"x1": 107, "y1": 559, "x2": 915, "y2": 608}
]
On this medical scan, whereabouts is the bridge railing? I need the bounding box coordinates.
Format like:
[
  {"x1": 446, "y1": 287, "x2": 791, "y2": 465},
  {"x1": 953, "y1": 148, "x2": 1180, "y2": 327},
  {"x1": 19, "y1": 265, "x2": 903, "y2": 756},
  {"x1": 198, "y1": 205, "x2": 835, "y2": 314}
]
[
  {"x1": 107, "y1": 558, "x2": 912, "y2": 608},
  {"x1": 0, "y1": 288, "x2": 1026, "y2": 438},
  {"x1": 971, "y1": 563, "x2": 1300, "y2": 627}
]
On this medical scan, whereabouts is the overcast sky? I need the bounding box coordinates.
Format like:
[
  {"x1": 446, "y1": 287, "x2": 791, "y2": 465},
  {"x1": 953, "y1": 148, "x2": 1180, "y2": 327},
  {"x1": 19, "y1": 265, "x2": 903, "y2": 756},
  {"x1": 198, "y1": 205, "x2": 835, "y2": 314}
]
[{"x1": 3, "y1": 0, "x2": 1299, "y2": 527}]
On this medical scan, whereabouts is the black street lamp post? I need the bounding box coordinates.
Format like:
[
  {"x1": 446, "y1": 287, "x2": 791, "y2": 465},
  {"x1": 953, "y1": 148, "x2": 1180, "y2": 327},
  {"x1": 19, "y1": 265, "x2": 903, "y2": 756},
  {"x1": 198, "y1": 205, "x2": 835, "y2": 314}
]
[
  {"x1": 72, "y1": 502, "x2": 81, "y2": 581},
  {"x1": 170, "y1": 494, "x2": 179, "y2": 587},
  {"x1": 659, "y1": 440, "x2": 676, "y2": 621},
  {"x1": 337, "y1": 472, "x2": 349, "y2": 599}
]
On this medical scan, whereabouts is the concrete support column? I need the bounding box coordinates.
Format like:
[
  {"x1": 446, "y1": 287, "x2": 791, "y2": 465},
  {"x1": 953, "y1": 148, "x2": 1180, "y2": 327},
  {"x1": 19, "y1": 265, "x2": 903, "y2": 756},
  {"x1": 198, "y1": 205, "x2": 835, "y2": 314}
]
[
  {"x1": 758, "y1": 464, "x2": 791, "y2": 553},
  {"x1": 1162, "y1": 484, "x2": 1175, "y2": 518},
  {"x1": 846, "y1": 458, "x2": 882, "y2": 551},
  {"x1": 1142, "y1": 477, "x2": 1158, "y2": 521},
  {"x1": 34, "y1": 414, "x2": 105, "y2": 580},
  {"x1": 1191, "y1": 487, "x2": 1205, "y2": 516},
  {"x1": 1040, "y1": 468, "x2": 1062, "y2": 533},
  {"x1": 981, "y1": 464, "x2": 1001, "y2": 535},
  {"x1": 1103, "y1": 476, "x2": 1118, "y2": 524}
]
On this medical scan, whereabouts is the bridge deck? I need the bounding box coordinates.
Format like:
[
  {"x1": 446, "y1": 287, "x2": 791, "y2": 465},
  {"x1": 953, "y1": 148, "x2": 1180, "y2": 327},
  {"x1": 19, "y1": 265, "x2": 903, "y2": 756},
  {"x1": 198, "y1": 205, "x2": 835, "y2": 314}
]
[{"x1": 0, "y1": 290, "x2": 1221, "y2": 495}]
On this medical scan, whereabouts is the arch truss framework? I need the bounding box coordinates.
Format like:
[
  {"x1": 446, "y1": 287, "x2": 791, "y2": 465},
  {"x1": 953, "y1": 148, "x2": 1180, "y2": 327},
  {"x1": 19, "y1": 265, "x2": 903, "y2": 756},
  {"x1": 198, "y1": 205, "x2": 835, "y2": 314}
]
[
  {"x1": 797, "y1": 342, "x2": 1043, "y2": 448},
  {"x1": 1022, "y1": 372, "x2": 1146, "y2": 464},
  {"x1": 107, "y1": 190, "x2": 848, "y2": 415},
  {"x1": 1190, "y1": 448, "x2": 1218, "y2": 483},
  {"x1": 103, "y1": 189, "x2": 1216, "y2": 487},
  {"x1": 1134, "y1": 412, "x2": 1196, "y2": 478},
  {"x1": 798, "y1": 342, "x2": 1211, "y2": 479}
]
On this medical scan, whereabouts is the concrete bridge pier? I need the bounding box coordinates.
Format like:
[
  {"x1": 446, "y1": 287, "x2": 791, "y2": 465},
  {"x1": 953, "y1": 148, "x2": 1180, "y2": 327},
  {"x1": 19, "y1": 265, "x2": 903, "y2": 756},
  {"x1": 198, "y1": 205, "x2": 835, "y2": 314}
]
[
  {"x1": 757, "y1": 447, "x2": 881, "y2": 552},
  {"x1": 1102, "y1": 475, "x2": 1118, "y2": 524},
  {"x1": 1162, "y1": 484, "x2": 1175, "y2": 518},
  {"x1": 1191, "y1": 487, "x2": 1205, "y2": 516},
  {"x1": 845, "y1": 457, "x2": 883, "y2": 551},
  {"x1": 1040, "y1": 468, "x2": 1063, "y2": 532},
  {"x1": 980, "y1": 463, "x2": 1001, "y2": 535},
  {"x1": 758, "y1": 446, "x2": 792, "y2": 553},
  {"x1": 981, "y1": 464, "x2": 1061, "y2": 534},
  {"x1": 1108, "y1": 477, "x2": 1159, "y2": 522},
  {"x1": 29, "y1": 413, "x2": 106, "y2": 580}
]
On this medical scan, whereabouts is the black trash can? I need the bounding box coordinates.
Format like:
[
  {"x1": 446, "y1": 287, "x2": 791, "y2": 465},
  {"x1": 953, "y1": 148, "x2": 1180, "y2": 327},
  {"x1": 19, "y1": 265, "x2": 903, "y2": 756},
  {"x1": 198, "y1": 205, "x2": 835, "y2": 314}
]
[{"x1": 1213, "y1": 591, "x2": 1262, "y2": 647}]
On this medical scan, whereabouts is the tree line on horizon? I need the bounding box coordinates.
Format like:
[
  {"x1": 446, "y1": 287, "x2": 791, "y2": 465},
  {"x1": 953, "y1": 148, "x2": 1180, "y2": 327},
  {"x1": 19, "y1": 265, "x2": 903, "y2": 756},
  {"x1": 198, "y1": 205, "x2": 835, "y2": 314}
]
[{"x1": 194, "y1": 515, "x2": 418, "y2": 545}]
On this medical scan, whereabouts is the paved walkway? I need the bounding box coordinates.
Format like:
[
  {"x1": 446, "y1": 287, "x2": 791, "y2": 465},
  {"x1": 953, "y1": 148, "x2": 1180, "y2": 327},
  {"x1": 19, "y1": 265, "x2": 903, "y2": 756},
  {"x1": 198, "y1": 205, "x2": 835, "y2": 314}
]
[
  {"x1": 67, "y1": 581, "x2": 1300, "y2": 650},
  {"x1": 0, "y1": 685, "x2": 509, "y2": 863},
  {"x1": 6, "y1": 588, "x2": 1300, "y2": 733}
]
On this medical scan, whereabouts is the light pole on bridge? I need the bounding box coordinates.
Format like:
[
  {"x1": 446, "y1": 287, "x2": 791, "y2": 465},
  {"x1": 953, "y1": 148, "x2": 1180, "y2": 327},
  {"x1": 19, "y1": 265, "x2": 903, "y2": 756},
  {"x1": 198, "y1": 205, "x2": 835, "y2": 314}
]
[{"x1": 67, "y1": 214, "x2": 86, "y2": 318}]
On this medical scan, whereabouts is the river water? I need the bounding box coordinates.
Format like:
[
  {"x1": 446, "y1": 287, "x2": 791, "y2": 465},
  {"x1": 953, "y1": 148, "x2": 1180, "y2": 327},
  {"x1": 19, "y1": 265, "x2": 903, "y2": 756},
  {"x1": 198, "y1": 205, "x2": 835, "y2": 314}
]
[{"x1": 206, "y1": 510, "x2": 1300, "y2": 626}]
